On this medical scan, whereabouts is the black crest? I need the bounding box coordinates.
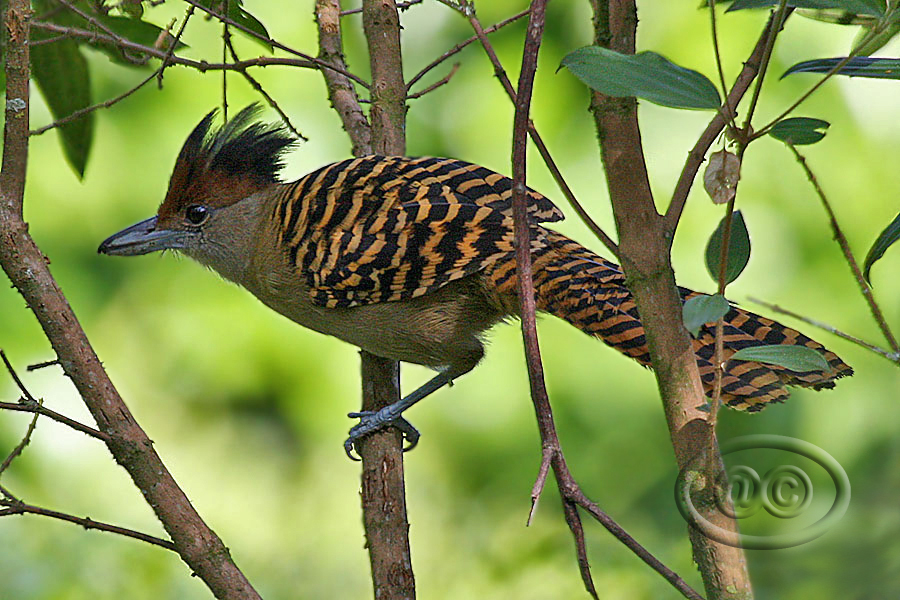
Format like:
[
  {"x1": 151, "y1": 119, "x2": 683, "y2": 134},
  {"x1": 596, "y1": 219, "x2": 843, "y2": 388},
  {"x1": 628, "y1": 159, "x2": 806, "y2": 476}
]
[{"x1": 180, "y1": 104, "x2": 296, "y2": 185}]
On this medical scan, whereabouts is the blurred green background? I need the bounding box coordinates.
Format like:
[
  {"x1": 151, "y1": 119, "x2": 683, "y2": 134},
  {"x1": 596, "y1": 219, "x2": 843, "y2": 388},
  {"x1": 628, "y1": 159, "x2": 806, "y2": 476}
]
[{"x1": 1, "y1": 1, "x2": 899, "y2": 598}]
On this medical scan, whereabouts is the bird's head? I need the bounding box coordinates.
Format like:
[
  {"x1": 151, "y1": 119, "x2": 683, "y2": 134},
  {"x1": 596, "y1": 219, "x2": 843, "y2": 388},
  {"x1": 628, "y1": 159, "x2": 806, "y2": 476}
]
[{"x1": 98, "y1": 106, "x2": 295, "y2": 261}]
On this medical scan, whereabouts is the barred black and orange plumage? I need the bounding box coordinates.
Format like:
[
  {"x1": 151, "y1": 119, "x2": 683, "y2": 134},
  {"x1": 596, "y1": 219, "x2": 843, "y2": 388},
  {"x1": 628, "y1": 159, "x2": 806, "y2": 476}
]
[{"x1": 270, "y1": 155, "x2": 850, "y2": 411}]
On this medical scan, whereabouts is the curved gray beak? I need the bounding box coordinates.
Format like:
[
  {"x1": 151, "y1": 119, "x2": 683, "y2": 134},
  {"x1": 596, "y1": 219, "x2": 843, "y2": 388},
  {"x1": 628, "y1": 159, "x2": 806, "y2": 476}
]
[{"x1": 98, "y1": 216, "x2": 189, "y2": 256}]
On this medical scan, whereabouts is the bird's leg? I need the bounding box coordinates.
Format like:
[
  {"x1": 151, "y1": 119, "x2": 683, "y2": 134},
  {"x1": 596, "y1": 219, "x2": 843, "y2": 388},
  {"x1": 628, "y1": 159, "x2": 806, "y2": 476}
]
[{"x1": 345, "y1": 368, "x2": 461, "y2": 460}]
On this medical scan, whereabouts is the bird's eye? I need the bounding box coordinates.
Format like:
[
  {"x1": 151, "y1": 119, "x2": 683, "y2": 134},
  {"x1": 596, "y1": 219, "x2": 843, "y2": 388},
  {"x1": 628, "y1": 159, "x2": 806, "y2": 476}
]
[{"x1": 185, "y1": 205, "x2": 209, "y2": 225}]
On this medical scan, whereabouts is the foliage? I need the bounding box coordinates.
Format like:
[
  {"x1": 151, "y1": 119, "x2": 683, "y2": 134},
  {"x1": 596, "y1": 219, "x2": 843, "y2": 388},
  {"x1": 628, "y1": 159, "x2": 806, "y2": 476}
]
[{"x1": 2, "y1": 0, "x2": 899, "y2": 598}]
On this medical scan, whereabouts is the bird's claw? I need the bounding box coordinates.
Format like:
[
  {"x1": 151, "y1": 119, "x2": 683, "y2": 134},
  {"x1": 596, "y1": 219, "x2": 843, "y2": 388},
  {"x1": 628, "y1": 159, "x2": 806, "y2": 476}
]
[{"x1": 344, "y1": 410, "x2": 420, "y2": 460}]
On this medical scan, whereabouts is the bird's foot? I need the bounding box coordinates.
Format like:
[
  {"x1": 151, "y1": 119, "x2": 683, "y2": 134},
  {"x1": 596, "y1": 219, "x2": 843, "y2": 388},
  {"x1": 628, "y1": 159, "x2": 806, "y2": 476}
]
[{"x1": 344, "y1": 408, "x2": 420, "y2": 460}]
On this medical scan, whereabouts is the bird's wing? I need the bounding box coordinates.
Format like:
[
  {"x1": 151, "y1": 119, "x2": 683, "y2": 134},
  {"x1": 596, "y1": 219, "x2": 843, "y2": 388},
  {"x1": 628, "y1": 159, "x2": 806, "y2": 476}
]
[{"x1": 276, "y1": 156, "x2": 563, "y2": 308}]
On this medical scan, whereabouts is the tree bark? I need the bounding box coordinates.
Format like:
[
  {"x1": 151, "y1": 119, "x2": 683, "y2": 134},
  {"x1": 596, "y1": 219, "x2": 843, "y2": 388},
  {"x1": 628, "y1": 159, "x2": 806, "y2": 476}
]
[
  {"x1": 358, "y1": 1, "x2": 415, "y2": 598},
  {"x1": 0, "y1": 2, "x2": 260, "y2": 598},
  {"x1": 589, "y1": 1, "x2": 753, "y2": 598}
]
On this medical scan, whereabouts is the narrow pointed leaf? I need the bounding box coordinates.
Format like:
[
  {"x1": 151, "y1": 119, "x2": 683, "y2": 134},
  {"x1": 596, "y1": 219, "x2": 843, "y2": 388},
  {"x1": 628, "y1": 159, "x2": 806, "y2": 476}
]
[
  {"x1": 705, "y1": 211, "x2": 751, "y2": 285},
  {"x1": 853, "y1": 21, "x2": 900, "y2": 56},
  {"x1": 798, "y1": 8, "x2": 878, "y2": 27},
  {"x1": 769, "y1": 117, "x2": 831, "y2": 145},
  {"x1": 683, "y1": 294, "x2": 730, "y2": 337},
  {"x1": 231, "y1": 7, "x2": 273, "y2": 52},
  {"x1": 194, "y1": 0, "x2": 272, "y2": 51},
  {"x1": 31, "y1": 38, "x2": 93, "y2": 177},
  {"x1": 726, "y1": 0, "x2": 885, "y2": 17},
  {"x1": 863, "y1": 212, "x2": 900, "y2": 284},
  {"x1": 561, "y1": 47, "x2": 721, "y2": 110},
  {"x1": 783, "y1": 57, "x2": 900, "y2": 79},
  {"x1": 731, "y1": 345, "x2": 831, "y2": 372}
]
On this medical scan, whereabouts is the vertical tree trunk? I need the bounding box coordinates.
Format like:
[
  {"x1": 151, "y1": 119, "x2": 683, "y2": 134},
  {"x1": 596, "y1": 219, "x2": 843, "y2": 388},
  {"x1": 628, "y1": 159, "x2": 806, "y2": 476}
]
[
  {"x1": 358, "y1": 1, "x2": 414, "y2": 598},
  {"x1": 588, "y1": 2, "x2": 753, "y2": 598}
]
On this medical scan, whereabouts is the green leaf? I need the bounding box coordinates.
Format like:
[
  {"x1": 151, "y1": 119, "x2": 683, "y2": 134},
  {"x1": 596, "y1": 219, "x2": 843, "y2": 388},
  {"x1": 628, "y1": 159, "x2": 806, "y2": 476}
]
[
  {"x1": 231, "y1": 7, "x2": 273, "y2": 52},
  {"x1": 31, "y1": 38, "x2": 93, "y2": 178},
  {"x1": 726, "y1": 0, "x2": 885, "y2": 17},
  {"x1": 853, "y1": 21, "x2": 900, "y2": 56},
  {"x1": 193, "y1": 0, "x2": 273, "y2": 51},
  {"x1": 769, "y1": 117, "x2": 831, "y2": 145},
  {"x1": 560, "y1": 47, "x2": 721, "y2": 110},
  {"x1": 682, "y1": 294, "x2": 731, "y2": 337},
  {"x1": 863, "y1": 212, "x2": 900, "y2": 284},
  {"x1": 783, "y1": 57, "x2": 900, "y2": 79},
  {"x1": 705, "y1": 211, "x2": 751, "y2": 285},
  {"x1": 731, "y1": 345, "x2": 831, "y2": 372}
]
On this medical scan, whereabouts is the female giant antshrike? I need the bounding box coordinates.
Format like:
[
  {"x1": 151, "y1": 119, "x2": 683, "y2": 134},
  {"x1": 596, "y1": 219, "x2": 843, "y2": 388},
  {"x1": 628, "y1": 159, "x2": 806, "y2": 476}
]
[{"x1": 99, "y1": 107, "x2": 852, "y2": 456}]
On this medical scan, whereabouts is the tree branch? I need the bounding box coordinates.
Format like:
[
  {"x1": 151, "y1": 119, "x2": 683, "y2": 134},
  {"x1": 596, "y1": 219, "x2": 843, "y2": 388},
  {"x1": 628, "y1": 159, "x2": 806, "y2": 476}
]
[
  {"x1": 224, "y1": 34, "x2": 308, "y2": 141},
  {"x1": 508, "y1": 3, "x2": 597, "y2": 594},
  {"x1": 0, "y1": 2, "x2": 260, "y2": 597},
  {"x1": 316, "y1": 0, "x2": 372, "y2": 156},
  {"x1": 748, "y1": 297, "x2": 899, "y2": 362},
  {"x1": 29, "y1": 20, "x2": 370, "y2": 89},
  {"x1": 358, "y1": 0, "x2": 414, "y2": 595},
  {"x1": 589, "y1": 2, "x2": 752, "y2": 598},
  {"x1": 1, "y1": 350, "x2": 109, "y2": 441},
  {"x1": 786, "y1": 143, "x2": 899, "y2": 354},
  {"x1": 405, "y1": 7, "x2": 528, "y2": 92},
  {"x1": 315, "y1": 1, "x2": 415, "y2": 597},
  {"x1": 0, "y1": 498, "x2": 177, "y2": 551}
]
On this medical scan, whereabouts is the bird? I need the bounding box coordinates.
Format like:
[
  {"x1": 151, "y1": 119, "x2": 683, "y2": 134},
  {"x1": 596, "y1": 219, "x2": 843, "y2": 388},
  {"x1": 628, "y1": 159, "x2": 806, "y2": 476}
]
[{"x1": 99, "y1": 106, "x2": 852, "y2": 457}]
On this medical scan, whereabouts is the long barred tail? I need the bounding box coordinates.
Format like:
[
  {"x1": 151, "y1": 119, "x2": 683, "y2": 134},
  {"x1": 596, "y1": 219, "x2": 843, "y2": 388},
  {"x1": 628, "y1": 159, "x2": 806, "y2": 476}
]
[{"x1": 487, "y1": 231, "x2": 853, "y2": 411}]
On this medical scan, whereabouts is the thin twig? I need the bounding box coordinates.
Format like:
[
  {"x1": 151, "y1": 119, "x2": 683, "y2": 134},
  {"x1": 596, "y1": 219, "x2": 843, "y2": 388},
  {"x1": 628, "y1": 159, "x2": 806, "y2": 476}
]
[
  {"x1": 224, "y1": 36, "x2": 308, "y2": 141},
  {"x1": 527, "y1": 445, "x2": 553, "y2": 526},
  {"x1": 27, "y1": 358, "x2": 60, "y2": 371},
  {"x1": 180, "y1": 0, "x2": 369, "y2": 88},
  {"x1": 222, "y1": 0, "x2": 230, "y2": 121},
  {"x1": 708, "y1": 194, "x2": 738, "y2": 447},
  {"x1": 31, "y1": 70, "x2": 155, "y2": 135},
  {"x1": 405, "y1": 8, "x2": 528, "y2": 91},
  {"x1": 406, "y1": 62, "x2": 459, "y2": 100},
  {"x1": 1, "y1": 349, "x2": 37, "y2": 402},
  {"x1": 752, "y1": 19, "x2": 889, "y2": 140},
  {"x1": 707, "y1": 0, "x2": 737, "y2": 135},
  {"x1": 787, "y1": 143, "x2": 900, "y2": 354},
  {"x1": 28, "y1": 32, "x2": 75, "y2": 45},
  {"x1": 340, "y1": 0, "x2": 423, "y2": 16},
  {"x1": 29, "y1": 21, "x2": 370, "y2": 89},
  {"x1": 508, "y1": 2, "x2": 596, "y2": 595},
  {"x1": 157, "y1": 9, "x2": 193, "y2": 88},
  {"x1": 0, "y1": 482, "x2": 18, "y2": 501},
  {"x1": 0, "y1": 498, "x2": 176, "y2": 550},
  {"x1": 53, "y1": 0, "x2": 149, "y2": 64},
  {"x1": 0, "y1": 401, "x2": 109, "y2": 440},
  {"x1": 748, "y1": 297, "x2": 899, "y2": 362},
  {"x1": 664, "y1": 10, "x2": 781, "y2": 234},
  {"x1": 0, "y1": 403, "x2": 40, "y2": 475},
  {"x1": 741, "y1": 0, "x2": 791, "y2": 136},
  {"x1": 3, "y1": 350, "x2": 109, "y2": 442}
]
